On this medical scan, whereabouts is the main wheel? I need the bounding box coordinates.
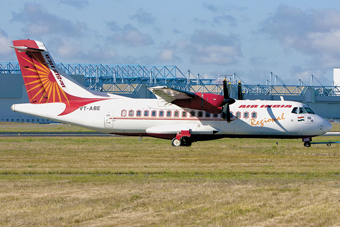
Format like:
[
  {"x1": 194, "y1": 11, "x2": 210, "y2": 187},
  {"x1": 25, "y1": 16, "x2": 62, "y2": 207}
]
[
  {"x1": 304, "y1": 142, "x2": 311, "y2": 147},
  {"x1": 171, "y1": 138, "x2": 181, "y2": 147},
  {"x1": 181, "y1": 136, "x2": 192, "y2": 147}
]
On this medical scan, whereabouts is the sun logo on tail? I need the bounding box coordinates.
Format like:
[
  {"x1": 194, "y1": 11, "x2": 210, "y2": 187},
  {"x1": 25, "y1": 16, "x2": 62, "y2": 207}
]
[{"x1": 19, "y1": 53, "x2": 70, "y2": 106}]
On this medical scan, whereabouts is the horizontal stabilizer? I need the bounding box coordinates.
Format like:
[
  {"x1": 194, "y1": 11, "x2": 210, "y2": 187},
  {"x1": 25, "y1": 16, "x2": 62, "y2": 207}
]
[{"x1": 11, "y1": 46, "x2": 44, "y2": 52}]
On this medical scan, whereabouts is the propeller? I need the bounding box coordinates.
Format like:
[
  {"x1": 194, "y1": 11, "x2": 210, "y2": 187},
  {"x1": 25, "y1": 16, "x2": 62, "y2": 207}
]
[
  {"x1": 221, "y1": 79, "x2": 235, "y2": 122},
  {"x1": 238, "y1": 81, "x2": 243, "y2": 100}
]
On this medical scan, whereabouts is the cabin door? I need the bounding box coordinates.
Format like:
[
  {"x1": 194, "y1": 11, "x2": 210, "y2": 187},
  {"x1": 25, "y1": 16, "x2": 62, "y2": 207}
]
[{"x1": 104, "y1": 111, "x2": 114, "y2": 128}]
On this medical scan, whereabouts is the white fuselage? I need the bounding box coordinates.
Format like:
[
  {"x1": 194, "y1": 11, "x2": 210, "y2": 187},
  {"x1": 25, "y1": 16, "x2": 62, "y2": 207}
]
[{"x1": 11, "y1": 97, "x2": 332, "y2": 140}]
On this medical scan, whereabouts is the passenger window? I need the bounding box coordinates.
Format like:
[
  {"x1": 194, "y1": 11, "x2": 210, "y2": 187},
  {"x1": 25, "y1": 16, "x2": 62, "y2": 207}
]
[
  {"x1": 136, "y1": 110, "x2": 141, "y2": 117},
  {"x1": 244, "y1": 112, "x2": 249, "y2": 119},
  {"x1": 144, "y1": 110, "x2": 149, "y2": 117},
  {"x1": 190, "y1": 110, "x2": 196, "y2": 117},
  {"x1": 174, "y1": 111, "x2": 179, "y2": 117},
  {"x1": 151, "y1": 110, "x2": 157, "y2": 117},
  {"x1": 236, "y1": 112, "x2": 241, "y2": 118},
  {"x1": 198, "y1": 111, "x2": 203, "y2": 118},
  {"x1": 205, "y1": 112, "x2": 211, "y2": 118},
  {"x1": 166, "y1": 110, "x2": 172, "y2": 117},
  {"x1": 291, "y1": 107, "x2": 298, "y2": 114},
  {"x1": 182, "y1": 111, "x2": 187, "y2": 117},
  {"x1": 159, "y1": 111, "x2": 164, "y2": 117}
]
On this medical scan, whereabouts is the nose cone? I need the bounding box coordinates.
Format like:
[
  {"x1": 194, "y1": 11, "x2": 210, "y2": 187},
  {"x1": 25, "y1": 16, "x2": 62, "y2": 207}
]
[
  {"x1": 322, "y1": 120, "x2": 332, "y2": 133},
  {"x1": 11, "y1": 104, "x2": 15, "y2": 112}
]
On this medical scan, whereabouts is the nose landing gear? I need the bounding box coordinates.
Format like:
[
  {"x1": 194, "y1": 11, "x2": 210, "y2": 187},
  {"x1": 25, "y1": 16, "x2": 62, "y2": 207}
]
[
  {"x1": 304, "y1": 141, "x2": 311, "y2": 147},
  {"x1": 302, "y1": 137, "x2": 311, "y2": 147}
]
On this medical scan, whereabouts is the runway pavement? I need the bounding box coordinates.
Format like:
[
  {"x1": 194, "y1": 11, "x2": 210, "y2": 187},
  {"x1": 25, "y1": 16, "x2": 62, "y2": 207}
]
[{"x1": 0, "y1": 132, "x2": 115, "y2": 137}]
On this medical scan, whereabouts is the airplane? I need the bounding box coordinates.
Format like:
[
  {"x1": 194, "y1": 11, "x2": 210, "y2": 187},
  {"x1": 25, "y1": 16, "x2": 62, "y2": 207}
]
[{"x1": 10, "y1": 39, "x2": 332, "y2": 147}]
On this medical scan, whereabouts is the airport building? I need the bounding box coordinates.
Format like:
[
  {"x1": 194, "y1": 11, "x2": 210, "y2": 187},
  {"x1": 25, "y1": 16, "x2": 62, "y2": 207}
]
[{"x1": 1, "y1": 62, "x2": 340, "y2": 123}]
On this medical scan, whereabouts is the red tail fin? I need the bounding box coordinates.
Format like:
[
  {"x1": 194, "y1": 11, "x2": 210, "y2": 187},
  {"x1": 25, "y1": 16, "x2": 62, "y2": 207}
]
[
  {"x1": 12, "y1": 40, "x2": 51, "y2": 104},
  {"x1": 13, "y1": 40, "x2": 71, "y2": 105},
  {"x1": 12, "y1": 39, "x2": 114, "y2": 115}
]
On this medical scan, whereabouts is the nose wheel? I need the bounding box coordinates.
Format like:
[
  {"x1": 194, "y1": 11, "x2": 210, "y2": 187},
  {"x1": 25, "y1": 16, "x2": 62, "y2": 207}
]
[{"x1": 302, "y1": 137, "x2": 311, "y2": 148}]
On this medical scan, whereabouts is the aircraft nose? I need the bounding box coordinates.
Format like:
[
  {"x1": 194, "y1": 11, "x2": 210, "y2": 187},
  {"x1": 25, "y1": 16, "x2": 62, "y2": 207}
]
[{"x1": 322, "y1": 120, "x2": 332, "y2": 133}]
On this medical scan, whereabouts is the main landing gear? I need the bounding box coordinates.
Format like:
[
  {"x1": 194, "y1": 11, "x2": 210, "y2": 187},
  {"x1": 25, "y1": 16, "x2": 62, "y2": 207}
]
[{"x1": 171, "y1": 130, "x2": 192, "y2": 147}]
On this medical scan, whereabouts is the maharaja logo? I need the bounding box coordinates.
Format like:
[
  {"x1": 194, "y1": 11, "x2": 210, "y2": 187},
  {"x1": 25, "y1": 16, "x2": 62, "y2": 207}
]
[{"x1": 250, "y1": 113, "x2": 285, "y2": 127}]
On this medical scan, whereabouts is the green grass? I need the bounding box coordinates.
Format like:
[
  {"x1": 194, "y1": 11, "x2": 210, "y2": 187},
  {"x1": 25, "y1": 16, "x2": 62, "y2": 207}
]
[
  {"x1": 0, "y1": 124, "x2": 340, "y2": 226},
  {"x1": 331, "y1": 122, "x2": 340, "y2": 131}
]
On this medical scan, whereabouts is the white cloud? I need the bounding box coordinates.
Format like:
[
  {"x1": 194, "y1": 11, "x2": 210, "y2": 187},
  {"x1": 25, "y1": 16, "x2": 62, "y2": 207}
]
[
  {"x1": 130, "y1": 8, "x2": 156, "y2": 25},
  {"x1": 0, "y1": 29, "x2": 12, "y2": 56},
  {"x1": 59, "y1": 0, "x2": 88, "y2": 9},
  {"x1": 258, "y1": 4, "x2": 340, "y2": 81},
  {"x1": 106, "y1": 23, "x2": 154, "y2": 47},
  {"x1": 179, "y1": 29, "x2": 242, "y2": 65},
  {"x1": 11, "y1": 3, "x2": 87, "y2": 38},
  {"x1": 259, "y1": 5, "x2": 340, "y2": 64}
]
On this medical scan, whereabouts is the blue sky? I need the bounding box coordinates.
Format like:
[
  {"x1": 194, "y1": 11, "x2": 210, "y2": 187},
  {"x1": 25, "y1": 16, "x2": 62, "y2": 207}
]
[{"x1": 1, "y1": 0, "x2": 340, "y2": 85}]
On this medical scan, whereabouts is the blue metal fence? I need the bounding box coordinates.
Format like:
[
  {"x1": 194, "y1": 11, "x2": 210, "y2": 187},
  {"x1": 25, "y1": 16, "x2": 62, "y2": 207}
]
[{"x1": 1, "y1": 61, "x2": 339, "y2": 96}]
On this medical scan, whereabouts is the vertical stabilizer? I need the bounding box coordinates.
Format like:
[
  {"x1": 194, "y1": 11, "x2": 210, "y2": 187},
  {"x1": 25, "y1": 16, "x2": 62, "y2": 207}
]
[
  {"x1": 12, "y1": 40, "x2": 49, "y2": 103},
  {"x1": 12, "y1": 39, "x2": 111, "y2": 105}
]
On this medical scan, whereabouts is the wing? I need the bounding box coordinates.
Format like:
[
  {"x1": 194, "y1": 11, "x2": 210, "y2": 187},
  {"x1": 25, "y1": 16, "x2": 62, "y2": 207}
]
[
  {"x1": 148, "y1": 86, "x2": 196, "y2": 103},
  {"x1": 149, "y1": 86, "x2": 224, "y2": 114}
]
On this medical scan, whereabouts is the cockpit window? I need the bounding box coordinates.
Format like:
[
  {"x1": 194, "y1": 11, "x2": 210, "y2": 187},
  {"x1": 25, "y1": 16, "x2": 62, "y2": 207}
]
[
  {"x1": 291, "y1": 107, "x2": 298, "y2": 114},
  {"x1": 298, "y1": 107, "x2": 315, "y2": 114},
  {"x1": 299, "y1": 107, "x2": 307, "y2": 114},
  {"x1": 304, "y1": 107, "x2": 315, "y2": 114}
]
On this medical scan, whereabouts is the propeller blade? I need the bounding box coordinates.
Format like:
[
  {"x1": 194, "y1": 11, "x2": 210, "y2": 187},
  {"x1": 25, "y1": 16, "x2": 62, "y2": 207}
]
[
  {"x1": 222, "y1": 104, "x2": 231, "y2": 123},
  {"x1": 226, "y1": 104, "x2": 230, "y2": 123},
  {"x1": 238, "y1": 81, "x2": 243, "y2": 100},
  {"x1": 222, "y1": 79, "x2": 235, "y2": 105},
  {"x1": 223, "y1": 79, "x2": 229, "y2": 99},
  {"x1": 221, "y1": 78, "x2": 235, "y2": 123}
]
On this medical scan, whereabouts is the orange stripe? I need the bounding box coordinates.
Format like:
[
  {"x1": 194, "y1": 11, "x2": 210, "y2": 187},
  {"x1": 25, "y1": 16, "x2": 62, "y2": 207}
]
[
  {"x1": 27, "y1": 83, "x2": 43, "y2": 93},
  {"x1": 30, "y1": 87, "x2": 45, "y2": 101}
]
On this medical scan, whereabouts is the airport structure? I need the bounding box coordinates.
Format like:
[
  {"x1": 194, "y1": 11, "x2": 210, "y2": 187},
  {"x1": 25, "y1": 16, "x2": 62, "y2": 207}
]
[{"x1": 1, "y1": 61, "x2": 340, "y2": 123}]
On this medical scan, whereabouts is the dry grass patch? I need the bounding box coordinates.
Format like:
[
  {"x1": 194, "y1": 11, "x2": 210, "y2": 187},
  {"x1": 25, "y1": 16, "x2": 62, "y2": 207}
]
[
  {"x1": 0, "y1": 175, "x2": 340, "y2": 226},
  {"x1": 0, "y1": 136, "x2": 340, "y2": 226}
]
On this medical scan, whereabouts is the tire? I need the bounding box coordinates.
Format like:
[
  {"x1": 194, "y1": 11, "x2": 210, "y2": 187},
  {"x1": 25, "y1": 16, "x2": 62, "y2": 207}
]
[
  {"x1": 181, "y1": 136, "x2": 192, "y2": 147},
  {"x1": 304, "y1": 142, "x2": 311, "y2": 147},
  {"x1": 171, "y1": 138, "x2": 181, "y2": 147}
]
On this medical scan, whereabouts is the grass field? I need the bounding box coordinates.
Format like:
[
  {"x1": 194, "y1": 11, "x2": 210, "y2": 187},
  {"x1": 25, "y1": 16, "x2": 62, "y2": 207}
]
[{"x1": 0, "y1": 123, "x2": 340, "y2": 226}]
